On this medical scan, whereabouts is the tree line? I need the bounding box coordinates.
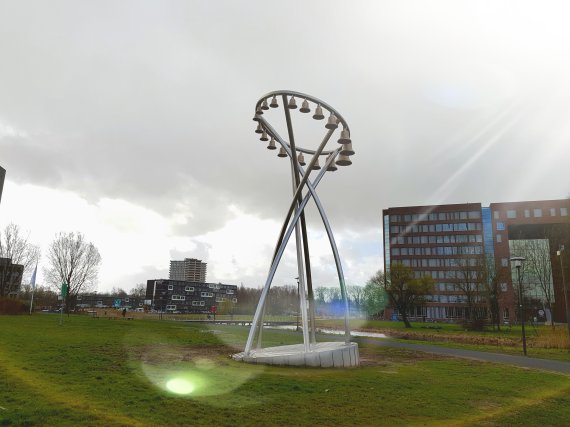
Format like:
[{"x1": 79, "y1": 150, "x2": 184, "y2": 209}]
[{"x1": 1, "y1": 223, "x2": 102, "y2": 313}]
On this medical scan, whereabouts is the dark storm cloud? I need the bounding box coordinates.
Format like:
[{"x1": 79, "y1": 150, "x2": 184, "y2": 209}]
[{"x1": 2, "y1": 0, "x2": 570, "y2": 243}]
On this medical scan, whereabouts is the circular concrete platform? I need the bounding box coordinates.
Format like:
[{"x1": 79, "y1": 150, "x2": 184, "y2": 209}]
[{"x1": 232, "y1": 342, "x2": 359, "y2": 367}]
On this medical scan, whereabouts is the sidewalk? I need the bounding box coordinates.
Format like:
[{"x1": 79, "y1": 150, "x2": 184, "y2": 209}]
[{"x1": 357, "y1": 337, "x2": 570, "y2": 374}]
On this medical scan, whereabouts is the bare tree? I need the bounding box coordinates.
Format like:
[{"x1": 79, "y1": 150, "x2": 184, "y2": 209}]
[
  {"x1": 454, "y1": 257, "x2": 483, "y2": 323},
  {"x1": 510, "y1": 238, "x2": 555, "y2": 326},
  {"x1": 374, "y1": 263, "x2": 434, "y2": 328},
  {"x1": 130, "y1": 283, "x2": 147, "y2": 298},
  {"x1": 0, "y1": 223, "x2": 40, "y2": 297},
  {"x1": 363, "y1": 271, "x2": 389, "y2": 319},
  {"x1": 346, "y1": 285, "x2": 366, "y2": 313},
  {"x1": 479, "y1": 254, "x2": 505, "y2": 331},
  {"x1": 44, "y1": 232, "x2": 101, "y2": 311}
]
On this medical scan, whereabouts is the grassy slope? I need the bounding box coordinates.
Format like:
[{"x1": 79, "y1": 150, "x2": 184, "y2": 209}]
[{"x1": 0, "y1": 315, "x2": 569, "y2": 427}]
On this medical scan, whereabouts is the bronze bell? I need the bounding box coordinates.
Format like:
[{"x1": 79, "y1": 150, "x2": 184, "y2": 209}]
[
  {"x1": 313, "y1": 104, "x2": 325, "y2": 120},
  {"x1": 340, "y1": 142, "x2": 355, "y2": 156},
  {"x1": 267, "y1": 138, "x2": 277, "y2": 150},
  {"x1": 336, "y1": 154, "x2": 352, "y2": 166},
  {"x1": 260, "y1": 131, "x2": 269, "y2": 142},
  {"x1": 288, "y1": 96, "x2": 297, "y2": 109},
  {"x1": 300, "y1": 99, "x2": 310, "y2": 113},
  {"x1": 270, "y1": 96, "x2": 278, "y2": 108},
  {"x1": 298, "y1": 153, "x2": 306, "y2": 166},
  {"x1": 277, "y1": 147, "x2": 288, "y2": 157},
  {"x1": 326, "y1": 155, "x2": 338, "y2": 171},
  {"x1": 325, "y1": 113, "x2": 338, "y2": 130},
  {"x1": 261, "y1": 99, "x2": 269, "y2": 110},
  {"x1": 311, "y1": 157, "x2": 321, "y2": 170},
  {"x1": 338, "y1": 128, "x2": 351, "y2": 144},
  {"x1": 255, "y1": 123, "x2": 263, "y2": 134}
]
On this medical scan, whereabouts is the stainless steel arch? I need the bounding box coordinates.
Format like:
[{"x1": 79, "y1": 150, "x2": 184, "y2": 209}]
[{"x1": 244, "y1": 91, "x2": 354, "y2": 355}]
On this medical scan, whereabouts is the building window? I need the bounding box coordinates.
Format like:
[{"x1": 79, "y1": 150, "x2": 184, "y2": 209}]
[
  {"x1": 201, "y1": 292, "x2": 213, "y2": 298},
  {"x1": 496, "y1": 222, "x2": 505, "y2": 231},
  {"x1": 168, "y1": 285, "x2": 173, "y2": 290},
  {"x1": 562, "y1": 207, "x2": 568, "y2": 217},
  {"x1": 226, "y1": 289, "x2": 234, "y2": 294},
  {"x1": 493, "y1": 211, "x2": 499, "y2": 219},
  {"x1": 506, "y1": 210, "x2": 517, "y2": 219},
  {"x1": 500, "y1": 283, "x2": 508, "y2": 292},
  {"x1": 501, "y1": 258, "x2": 508, "y2": 267},
  {"x1": 533, "y1": 208, "x2": 542, "y2": 217},
  {"x1": 172, "y1": 295, "x2": 185, "y2": 301},
  {"x1": 503, "y1": 308, "x2": 509, "y2": 320},
  {"x1": 185, "y1": 286, "x2": 194, "y2": 292},
  {"x1": 496, "y1": 234, "x2": 502, "y2": 243},
  {"x1": 524, "y1": 209, "x2": 530, "y2": 218},
  {"x1": 550, "y1": 208, "x2": 556, "y2": 217},
  {"x1": 166, "y1": 305, "x2": 176, "y2": 311}
]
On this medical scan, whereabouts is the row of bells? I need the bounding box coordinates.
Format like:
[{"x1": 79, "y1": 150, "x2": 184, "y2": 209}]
[
  {"x1": 263, "y1": 140, "x2": 353, "y2": 169},
  {"x1": 254, "y1": 96, "x2": 351, "y2": 140},
  {"x1": 255, "y1": 124, "x2": 354, "y2": 168}
]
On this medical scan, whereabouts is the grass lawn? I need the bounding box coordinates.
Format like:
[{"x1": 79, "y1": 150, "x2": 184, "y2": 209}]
[{"x1": 1, "y1": 315, "x2": 570, "y2": 426}]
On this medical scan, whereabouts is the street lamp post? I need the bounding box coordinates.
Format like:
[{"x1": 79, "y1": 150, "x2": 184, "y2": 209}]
[
  {"x1": 510, "y1": 256, "x2": 527, "y2": 356},
  {"x1": 557, "y1": 245, "x2": 570, "y2": 342}
]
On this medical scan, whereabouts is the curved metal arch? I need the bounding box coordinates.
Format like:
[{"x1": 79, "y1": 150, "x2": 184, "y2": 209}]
[
  {"x1": 245, "y1": 138, "x2": 350, "y2": 354},
  {"x1": 244, "y1": 151, "x2": 335, "y2": 354}
]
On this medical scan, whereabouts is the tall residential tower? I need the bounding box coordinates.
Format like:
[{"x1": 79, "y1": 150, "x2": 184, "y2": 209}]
[{"x1": 169, "y1": 258, "x2": 207, "y2": 283}]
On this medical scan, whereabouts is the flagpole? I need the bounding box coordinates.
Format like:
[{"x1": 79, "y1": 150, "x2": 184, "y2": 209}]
[
  {"x1": 29, "y1": 262, "x2": 38, "y2": 315},
  {"x1": 29, "y1": 289, "x2": 34, "y2": 315}
]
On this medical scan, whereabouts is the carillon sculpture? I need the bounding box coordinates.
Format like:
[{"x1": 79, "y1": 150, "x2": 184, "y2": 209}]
[{"x1": 233, "y1": 91, "x2": 359, "y2": 367}]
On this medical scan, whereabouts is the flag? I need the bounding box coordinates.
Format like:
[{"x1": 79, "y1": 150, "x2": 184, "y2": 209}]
[{"x1": 30, "y1": 264, "x2": 37, "y2": 290}]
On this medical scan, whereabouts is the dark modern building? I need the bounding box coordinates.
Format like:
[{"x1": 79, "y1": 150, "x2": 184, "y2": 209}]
[
  {"x1": 0, "y1": 257, "x2": 24, "y2": 298},
  {"x1": 146, "y1": 279, "x2": 237, "y2": 314},
  {"x1": 74, "y1": 294, "x2": 147, "y2": 311},
  {"x1": 383, "y1": 199, "x2": 570, "y2": 323}
]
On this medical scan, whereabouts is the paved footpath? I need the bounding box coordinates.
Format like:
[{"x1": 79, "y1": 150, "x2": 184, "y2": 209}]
[{"x1": 356, "y1": 337, "x2": 570, "y2": 375}]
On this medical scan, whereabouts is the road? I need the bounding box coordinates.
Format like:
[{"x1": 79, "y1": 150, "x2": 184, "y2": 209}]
[{"x1": 356, "y1": 337, "x2": 570, "y2": 374}]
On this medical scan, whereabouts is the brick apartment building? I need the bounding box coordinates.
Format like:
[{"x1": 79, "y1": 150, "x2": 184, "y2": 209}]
[{"x1": 383, "y1": 199, "x2": 570, "y2": 324}]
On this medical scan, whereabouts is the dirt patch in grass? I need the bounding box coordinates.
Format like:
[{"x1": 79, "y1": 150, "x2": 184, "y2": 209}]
[
  {"x1": 129, "y1": 343, "x2": 234, "y2": 366},
  {"x1": 358, "y1": 345, "x2": 451, "y2": 367}
]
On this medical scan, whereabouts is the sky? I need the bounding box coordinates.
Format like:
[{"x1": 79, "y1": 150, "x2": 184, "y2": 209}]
[{"x1": 1, "y1": 0, "x2": 569, "y2": 293}]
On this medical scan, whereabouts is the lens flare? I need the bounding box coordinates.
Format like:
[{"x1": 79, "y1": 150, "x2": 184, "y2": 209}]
[{"x1": 166, "y1": 378, "x2": 195, "y2": 395}]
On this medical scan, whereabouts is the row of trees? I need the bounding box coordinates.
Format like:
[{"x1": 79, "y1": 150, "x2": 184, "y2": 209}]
[{"x1": 0, "y1": 223, "x2": 102, "y2": 313}]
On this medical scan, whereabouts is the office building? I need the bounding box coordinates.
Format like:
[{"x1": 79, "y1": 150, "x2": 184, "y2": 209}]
[
  {"x1": 383, "y1": 199, "x2": 570, "y2": 323},
  {"x1": 169, "y1": 258, "x2": 207, "y2": 282}
]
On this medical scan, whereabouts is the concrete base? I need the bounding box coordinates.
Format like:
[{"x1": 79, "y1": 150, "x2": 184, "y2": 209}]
[{"x1": 232, "y1": 342, "x2": 359, "y2": 368}]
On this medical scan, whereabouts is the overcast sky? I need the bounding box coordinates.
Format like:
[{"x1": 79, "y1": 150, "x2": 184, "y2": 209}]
[{"x1": 1, "y1": 1, "x2": 569, "y2": 293}]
